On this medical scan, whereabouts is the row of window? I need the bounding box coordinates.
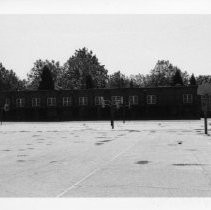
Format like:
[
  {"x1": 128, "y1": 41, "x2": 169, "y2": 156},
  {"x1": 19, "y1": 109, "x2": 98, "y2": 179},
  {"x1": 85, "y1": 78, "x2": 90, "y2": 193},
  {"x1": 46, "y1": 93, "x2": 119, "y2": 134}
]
[{"x1": 6, "y1": 94, "x2": 193, "y2": 108}]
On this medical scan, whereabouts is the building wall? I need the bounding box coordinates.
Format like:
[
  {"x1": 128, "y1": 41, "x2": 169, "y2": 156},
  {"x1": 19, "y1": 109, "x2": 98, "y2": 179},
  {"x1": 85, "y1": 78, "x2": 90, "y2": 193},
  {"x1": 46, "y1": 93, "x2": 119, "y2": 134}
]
[{"x1": 0, "y1": 86, "x2": 201, "y2": 121}]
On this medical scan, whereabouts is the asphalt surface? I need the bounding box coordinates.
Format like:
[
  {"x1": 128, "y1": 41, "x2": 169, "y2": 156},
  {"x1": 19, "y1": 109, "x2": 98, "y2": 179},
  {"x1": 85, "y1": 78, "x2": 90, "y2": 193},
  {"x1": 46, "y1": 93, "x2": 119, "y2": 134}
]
[{"x1": 0, "y1": 120, "x2": 211, "y2": 197}]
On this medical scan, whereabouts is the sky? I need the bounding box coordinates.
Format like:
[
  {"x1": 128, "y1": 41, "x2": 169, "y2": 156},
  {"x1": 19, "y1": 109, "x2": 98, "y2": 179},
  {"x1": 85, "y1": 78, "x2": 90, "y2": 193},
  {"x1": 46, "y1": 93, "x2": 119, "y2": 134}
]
[{"x1": 1, "y1": 14, "x2": 211, "y2": 79}]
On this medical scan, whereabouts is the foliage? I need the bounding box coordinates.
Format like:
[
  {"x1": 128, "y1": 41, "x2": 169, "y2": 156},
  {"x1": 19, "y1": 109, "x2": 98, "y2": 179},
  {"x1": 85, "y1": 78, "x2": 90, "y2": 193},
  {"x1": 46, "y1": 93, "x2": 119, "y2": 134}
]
[
  {"x1": 129, "y1": 60, "x2": 189, "y2": 87},
  {"x1": 172, "y1": 69, "x2": 184, "y2": 86},
  {"x1": 129, "y1": 79, "x2": 134, "y2": 88},
  {"x1": 61, "y1": 47, "x2": 108, "y2": 89},
  {"x1": 27, "y1": 59, "x2": 62, "y2": 90},
  {"x1": 85, "y1": 74, "x2": 95, "y2": 89},
  {"x1": 107, "y1": 71, "x2": 130, "y2": 88},
  {"x1": 38, "y1": 65, "x2": 55, "y2": 90},
  {"x1": 0, "y1": 62, "x2": 26, "y2": 91},
  {"x1": 5, "y1": 49, "x2": 211, "y2": 91},
  {"x1": 149, "y1": 60, "x2": 189, "y2": 86},
  {"x1": 196, "y1": 75, "x2": 211, "y2": 85},
  {"x1": 189, "y1": 74, "x2": 197, "y2": 85},
  {"x1": 129, "y1": 74, "x2": 152, "y2": 87}
]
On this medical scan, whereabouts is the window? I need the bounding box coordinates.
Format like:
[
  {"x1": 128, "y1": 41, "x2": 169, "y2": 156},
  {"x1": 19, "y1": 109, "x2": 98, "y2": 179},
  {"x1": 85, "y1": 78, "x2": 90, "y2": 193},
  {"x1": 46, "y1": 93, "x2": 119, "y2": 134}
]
[
  {"x1": 95, "y1": 96, "x2": 104, "y2": 105},
  {"x1": 32, "y1": 98, "x2": 41, "y2": 107},
  {"x1": 183, "y1": 94, "x2": 192, "y2": 104},
  {"x1": 63, "y1": 97, "x2": 72, "y2": 106},
  {"x1": 47, "y1": 97, "x2": 56, "y2": 106},
  {"x1": 111, "y1": 96, "x2": 123, "y2": 104},
  {"x1": 79, "y1": 97, "x2": 88, "y2": 106},
  {"x1": 147, "y1": 95, "x2": 157, "y2": 104},
  {"x1": 16, "y1": 98, "x2": 25, "y2": 108},
  {"x1": 129, "y1": 95, "x2": 138, "y2": 105}
]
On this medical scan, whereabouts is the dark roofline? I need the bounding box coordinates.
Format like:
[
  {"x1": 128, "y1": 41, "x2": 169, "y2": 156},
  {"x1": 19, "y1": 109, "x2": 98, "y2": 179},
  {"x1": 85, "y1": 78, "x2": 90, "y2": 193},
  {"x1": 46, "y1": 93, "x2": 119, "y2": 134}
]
[{"x1": 0, "y1": 85, "x2": 198, "y2": 94}]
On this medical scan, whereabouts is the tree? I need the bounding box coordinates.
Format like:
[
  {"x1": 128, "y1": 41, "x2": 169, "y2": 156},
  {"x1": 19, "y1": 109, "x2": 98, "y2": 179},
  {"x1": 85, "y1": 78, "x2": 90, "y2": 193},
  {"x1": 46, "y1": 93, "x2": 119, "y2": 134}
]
[
  {"x1": 172, "y1": 69, "x2": 184, "y2": 86},
  {"x1": 128, "y1": 60, "x2": 190, "y2": 87},
  {"x1": 196, "y1": 75, "x2": 211, "y2": 85},
  {"x1": 61, "y1": 47, "x2": 108, "y2": 89},
  {"x1": 146, "y1": 60, "x2": 189, "y2": 86},
  {"x1": 129, "y1": 74, "x2": 152, "y2": 87},
  {"x1": 189, "y1": 74, "x2": 196, "y2": 85},
  {"x1": 85, "y1": 74, "x2": 95, "y2": 89},
  {"x1": 0, "y1": 62, "x2": 26, "y2": 91},
  {"x1": 108, "y1": 71, "x2": 130, "y2": 88},
  {"x1": 129, "y1": 79, "x2": 134, "y2": 88},
  {"x1": 38, "y1": 65, "x2": 55, "y2": 90},
  {"x1": 27, "y1": 59, "x2": 62, "y2": 90},
  {"x1": 149, "y1": 60, "x2": 174, "y2": 86}
]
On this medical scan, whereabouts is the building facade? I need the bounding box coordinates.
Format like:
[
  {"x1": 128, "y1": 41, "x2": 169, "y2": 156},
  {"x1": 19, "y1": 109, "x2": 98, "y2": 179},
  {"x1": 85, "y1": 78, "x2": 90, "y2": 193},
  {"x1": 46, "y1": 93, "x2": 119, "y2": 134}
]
[{"x1": 0, "y1": 86, "x2": 201, "y2": 121}]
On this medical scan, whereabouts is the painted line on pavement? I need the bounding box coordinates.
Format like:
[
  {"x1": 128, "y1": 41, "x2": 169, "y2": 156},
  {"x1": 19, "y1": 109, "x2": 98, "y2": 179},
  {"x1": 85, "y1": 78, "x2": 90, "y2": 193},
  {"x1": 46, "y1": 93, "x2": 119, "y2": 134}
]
[{"x1": 56, "y1": 138, "x2": 139, "y2": 197}]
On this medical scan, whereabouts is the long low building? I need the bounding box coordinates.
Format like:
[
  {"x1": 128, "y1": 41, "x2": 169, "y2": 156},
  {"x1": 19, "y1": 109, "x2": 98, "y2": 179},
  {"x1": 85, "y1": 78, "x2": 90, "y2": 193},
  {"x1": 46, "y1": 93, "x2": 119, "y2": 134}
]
[{"x1": 0, "y1": 86, "x2": 203, "y2": 121}]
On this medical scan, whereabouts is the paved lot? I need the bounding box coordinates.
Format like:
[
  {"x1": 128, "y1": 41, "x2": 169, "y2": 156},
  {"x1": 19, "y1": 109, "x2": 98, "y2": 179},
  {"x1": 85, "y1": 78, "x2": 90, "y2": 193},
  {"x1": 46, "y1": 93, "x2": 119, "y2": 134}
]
[{"x1": 0, "y1": 120, "x2": 211, "y2": 197}]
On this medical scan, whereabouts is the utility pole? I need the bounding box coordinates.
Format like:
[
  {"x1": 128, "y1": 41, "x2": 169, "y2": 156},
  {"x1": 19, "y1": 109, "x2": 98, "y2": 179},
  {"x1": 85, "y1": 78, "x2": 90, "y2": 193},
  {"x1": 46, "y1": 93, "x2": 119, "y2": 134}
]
[
  {"x1": 197, "y1": 83, "x2": 211, "y2": 135},
  {"x1": 101, "y1": 98, "x2": 115, "y2": 129},
  {"x1": 123, "y1": 103, "x2": 126, "y2": 124},
  {"x1": 110, "y1": 104, "x2": 114, "y2": 129},
  {"x1": 101, "y1": 97, "x2": 127, "y2": 129}
]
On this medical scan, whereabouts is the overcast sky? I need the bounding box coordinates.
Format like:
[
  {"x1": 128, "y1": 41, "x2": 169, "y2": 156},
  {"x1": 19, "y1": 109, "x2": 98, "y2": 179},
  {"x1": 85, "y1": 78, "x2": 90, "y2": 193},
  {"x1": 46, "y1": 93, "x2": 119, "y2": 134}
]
[{"x1": 0, "y1": 14, "x2": 211, "y2": 79}]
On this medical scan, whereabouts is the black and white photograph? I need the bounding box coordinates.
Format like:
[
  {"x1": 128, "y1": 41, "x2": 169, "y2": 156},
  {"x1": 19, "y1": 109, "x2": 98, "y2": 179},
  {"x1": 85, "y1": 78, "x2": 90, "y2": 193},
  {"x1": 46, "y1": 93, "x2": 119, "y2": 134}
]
[{"x1": 1, "y1": 0, "x2": 211, "y2": 209}]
